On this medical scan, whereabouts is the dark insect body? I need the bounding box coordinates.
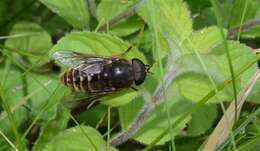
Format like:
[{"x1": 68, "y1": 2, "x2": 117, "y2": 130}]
[{"x1": 55, "y1": 51, "x2": 149, "y2": 96}]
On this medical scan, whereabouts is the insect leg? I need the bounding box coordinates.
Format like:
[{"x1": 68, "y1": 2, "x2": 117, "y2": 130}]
[
  {"x1": 131, "y1": 86, "x2": 138, "y2": 91},
  {"x1": 121, "y1": 45, "x2": 133, "y2": 56},
  {"x1": 70, "y1": 95, "x2": 100, "y2": 115},
  {"x1": 87, "y1": 99, "x2": 99, "y2": 109}
]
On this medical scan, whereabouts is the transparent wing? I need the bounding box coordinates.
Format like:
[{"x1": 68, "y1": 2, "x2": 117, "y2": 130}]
[
  {"x1": 81, "y1": 63, "x2": 103, "y2": 74},
  {"x1": 52, "y1": 50, "x2": 110, "y2": 68}
]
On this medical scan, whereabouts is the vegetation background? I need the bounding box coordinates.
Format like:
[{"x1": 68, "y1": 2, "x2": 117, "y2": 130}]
[{"x1": 0, "y1": 0, "x2": 260, "y2": 151}]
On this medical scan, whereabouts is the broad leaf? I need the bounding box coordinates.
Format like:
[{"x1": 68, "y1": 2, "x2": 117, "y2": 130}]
[
  {"x1": 4, "y1": 21, "x2": 52, "y2": 67},
  {"x1": 108, "y1": 16, "x2": 144, "y2": 37},
  {"x1": 187, "y1": 104, "x2": 218, "y2": 136},
  {"x1": 33, "y1": 105, "x2": 70, "y2": 151},
  {"x1": 42, "y1": 126, "x2": 117, "y2": 151},
  {"x1": 27, "y1": 72, "x2": 69, "y2": 121},
  {"x1": 97, "y1": 0, "x2": 142, "y2": 37},
  {"x1": 132, "y1": 96, "x2": 192, "y2": 145},
  {"x1": 137, "y1": 0, "x2": 193, "y2": 60},
  {"x1": 185, "y1": 26, "x2": 223, "y2": 54},
  {"x1": 210, "y1": 41, "x2": 256, "y2": 78},
  {"x1": 39, "y1": 0, "x2": 90, "y2": 29},
  {"x1": 229, "y1": 0, "x2": 259, "y2": 27},
  {"x1": 172, "y1": 54, "x2": 231, "y2": 103},
  {"x1": 0, "y1": 64, "x2": 28, "y2": 147},
  {"x1": 97, "y1": 0, "x2": 133, "y2": 22}
]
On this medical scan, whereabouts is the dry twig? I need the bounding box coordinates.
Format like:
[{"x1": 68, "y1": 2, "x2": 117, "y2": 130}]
[{"x1": 202, "y1": 69, "x2": 260, "y2": 151}]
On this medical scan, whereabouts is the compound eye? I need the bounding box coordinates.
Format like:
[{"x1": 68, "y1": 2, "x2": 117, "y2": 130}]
[{"x1": 132, "y1": 59, "x2": 146, "y2": 85}]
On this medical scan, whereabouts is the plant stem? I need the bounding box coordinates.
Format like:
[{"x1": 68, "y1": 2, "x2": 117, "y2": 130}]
[{"x1": 228, "y1": 18, "x2": 260, "y2": 39}]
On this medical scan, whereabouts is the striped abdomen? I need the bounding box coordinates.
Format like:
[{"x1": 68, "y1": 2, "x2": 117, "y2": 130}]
[
  {"x1": 60, "y1": 64, "x2": 113, "y2": 93},
  {"x1": 60, "y1": 68, "x2": 83, "y2": 91}
]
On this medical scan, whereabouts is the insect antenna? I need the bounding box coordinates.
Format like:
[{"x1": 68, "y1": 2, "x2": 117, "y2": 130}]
[{"x1": 145, "y1": 64, "x2": 153, "y2": 74}]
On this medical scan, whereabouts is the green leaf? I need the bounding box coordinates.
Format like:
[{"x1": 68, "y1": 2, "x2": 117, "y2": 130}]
[
  {"x1": 50, "y1": 31, "x2": 146, "y2": 107},
  {"x1": 75, "y1": 105, "x2": 107, "y2": 128},
  {"x1": 42, "y1": 126, "x2": 117, "y2": 151},
  {"x1": 39, "y1": 0, "x2": 90, "y2": 29},
  {"x1": 33, "y1": 105, "x2": 70, "y2": 151},
  {"x1": 132, "y1": 96, "x2": 192, "y2": 145},
  {"x1": 185, "y1": 26, "x2": 223, "y2": 54},
  {"x1": 119, "y1": 95, "x2": 192, "y2": 145},
  {"x1": 0, "y1": 0, "x2": 7, "y2": 25},
  {"x1": 185, "y1": 0, "x2": 211, "y2": 14},
  {"x1": 138, "y1": 0, "x2": 192, "y2": 41},
  {"x1": 137, "y1": 0, "x2": 193, "y2": 60},
  {"x1": 97, "y1": 0, "x2": 142, "y2": 37},
  {"x1": 97, "y1": 0, "x2": 133, "y2": 21},
  {"x1": 229, "y1": 0, "x2": 259, "y2": 27},
  {"x1": 172, "y1": 54, "x2": 231, "y2": 103},
  {"x1": 175, "y1": 137, "x2": 201, "y2": 151},
  {"x1": 237, "y1": 135, "x2": 260, "y2": 151},
  {"x1": 118, "y1": 96, "x2": 144, "y2": 129},
  {"x1": 247, "y1": 78, "x2": 260, "y2": 103},
  {"x1": 210, "y1": 41, "x2": 256, "y2": 78},
  {"x1": 27, "y1": 72, "x2": 70, "y2": 121},
  {"x1": 242, "y1": 25, "x2": 260, "y2": 38},
  {"x1": 193, "y1": 2, "x2": 232, "y2": 29},
  {"x1": 0, "y1": 65, "x2": 28, "y2": 135},
  {"x1": 187, "y1": 104, "x2": 218, "y2": 136},
  {"x1": 4, "y1": 21, "x2": 52, "y2": 66},
  {"x1": 240, "y1": 64, "x2": 259, "y2": 103},
  {"x1": 101, "y1": 89, "x2": 138, "y2": 107},
  {"x1": 109, "y1": 16, "x2": 144, "y2": 37}
]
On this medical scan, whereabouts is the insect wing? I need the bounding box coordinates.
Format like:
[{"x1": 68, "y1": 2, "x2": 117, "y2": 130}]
[
  {"x1": 81, "y1": 62, "x2": 103, "y2": 75},
  {"x1": 52, "y1": 50, "x2": 108, "y2": 68}
]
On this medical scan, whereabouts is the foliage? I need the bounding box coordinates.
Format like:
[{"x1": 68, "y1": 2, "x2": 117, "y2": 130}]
[{"x1": 0, "y1": 0, "x2": 259, "y2": 151}]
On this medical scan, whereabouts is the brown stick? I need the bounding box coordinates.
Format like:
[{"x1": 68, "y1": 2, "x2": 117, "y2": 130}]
[{"x1": 228, "y1": 18, "x2": 260, "y2": 39}]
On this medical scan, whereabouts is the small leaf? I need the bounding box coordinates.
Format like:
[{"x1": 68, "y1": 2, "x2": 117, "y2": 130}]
[
  {"x1": 137, "y1": 0, "x2": 193, "y2": 60},
  {"x1": 0, "y1": 65, "x2": 28, "y2": 135},
  {"x1": 172, "y1": 54, "x2": 231, "y2": 103},
  {"x1": 39, "y1": 0, "x2": 90, "y2": 29},
  {"x1": 138, "y1": 0, "x2": 193, "y2": 41},
  {"x1": 185, "y1": 26, "x2": 223, "y2": 54},
  {"x1": 42, "y1": 126, "x2": 117, "y2": 151},
  {"x1": 241, "y1": 25, "x2": 260, "y2": 38},
  {"x1": 33, "y1": 105, "x2": 70, "y2": 151},
  {"x1": 97, "y1": 0, "x2": 142, "y2": 36},
  {"x1": 97, "y1": 0, "x2": 132, "y2": 21},
  {"x1": 118, "y1": 96, "x2": 144, "y2": 129},
  {"x1": 236, "y1": 135, "x2": 260, "y2": 151},
  {"x1": 4, "y1": 21, "x2": 52, "y2": 66},
  {"x1": 210, "y1": 41, "x2": 256, "y2": 78},
  {"x1": 229, "y1": 0, "x2": 259, "y2": 27},
  {"x1": 109, "y1": 16, "x2": 144, "y2": 37},
  {"x1": 101, "y1": 89, "x2": 138, "y2": 107},
  {"x1": 187, "y1": 104, "x2": 218, "y2": 136}
]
